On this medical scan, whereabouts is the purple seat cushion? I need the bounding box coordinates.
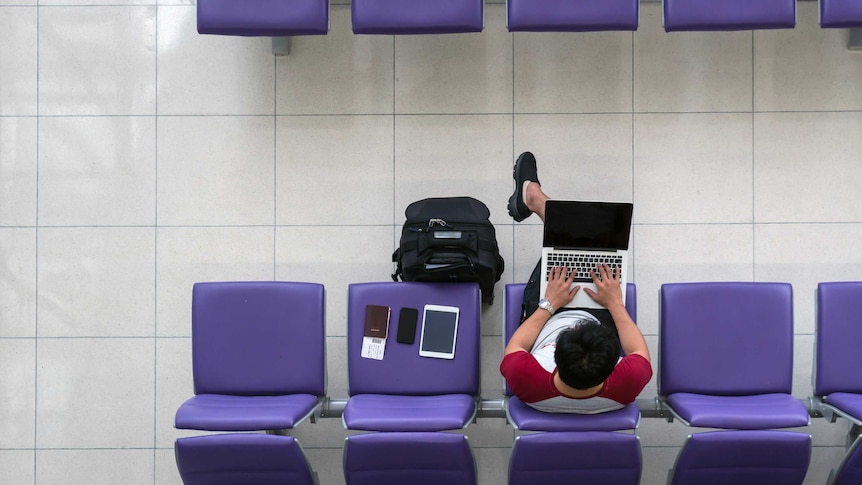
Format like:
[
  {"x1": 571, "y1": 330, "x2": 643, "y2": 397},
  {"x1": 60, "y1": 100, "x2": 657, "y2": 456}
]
[
  {"x1": 815, "y1": 282, "x2": 862, "y2": 396},
  {"x1": 669, "y1": 430, "x2": 811, "y2": 485},
  {"x1": 666, "y1": 393, "x2": 809, "y2": 429},
  {"x1": 175, "y1": 394, "x2": 319, "y2": 431},
  {"x1": 343, "y1": 432, "x2": 476, "y2": 485},
  {"x1": 352, "y1": 0, "x2": 483, "y2": 34},
  {"x1": 507, "y1": 397, "x2": 639, "y2": 431},
  {"x1": 510, "y1": 432, "x2": 641, "y2": 485},
  {"x1": 663, "y1": 0, "x2": 795, "y2": 31},
  {"x1": 824, "y1": 393, "x2": 862, "y2": 421},
  {"x1": 197, "y1": 0, "x2": 329, "y2": 36},
  {"x1": 343, "y1": 394, "x2": 476, "y2": 431},
  {"x1": 175, "y1": 434, "x2": 315, "y2": 485},
  {"x1": 507, "y1": 0, "x2": 638, "y2": 32},
  {"x1": 821, "y1": 0, "x2": 862, "y2": 28}
]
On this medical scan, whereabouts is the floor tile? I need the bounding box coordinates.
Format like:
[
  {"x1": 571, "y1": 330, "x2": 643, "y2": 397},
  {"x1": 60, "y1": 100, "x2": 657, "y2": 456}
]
[
  {"x1": 158, "y1": 5, "x2": 275, "y2": 115},
  {"x1": 38, "y1": 117, "x2": 156, "y2": 226},
  {"x1": 36, "y1": 338, "x2": 155, "y2": 448},
  {"x1": 276, "y1": 6, "x2": 394, "y2": 115},
  {"x1": 395, "y1": 6, "x2": 512, "y2": 114},
  {"x1": 37, "y1": 227, "x2": 155, "y2": 337},
  {"x1": 39, "y1": 6, "x2": 156, "y2": 115}
]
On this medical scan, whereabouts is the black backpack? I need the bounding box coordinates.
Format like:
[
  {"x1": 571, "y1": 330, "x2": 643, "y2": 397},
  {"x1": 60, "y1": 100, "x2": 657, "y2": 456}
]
[{"x1": 392, "y1": 196, "x2": 505, "y2": 304}]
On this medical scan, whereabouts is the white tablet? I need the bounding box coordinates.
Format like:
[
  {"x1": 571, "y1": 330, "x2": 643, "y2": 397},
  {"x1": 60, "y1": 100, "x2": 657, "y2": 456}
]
[{"x1": 418, "y1": 304, "x2": 459, "y2": 360}]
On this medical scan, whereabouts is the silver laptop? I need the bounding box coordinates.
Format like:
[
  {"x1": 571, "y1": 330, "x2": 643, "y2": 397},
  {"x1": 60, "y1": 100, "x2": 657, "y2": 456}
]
[{"x1": 539, "y1": 200, "x2": 634, "y2": 310}]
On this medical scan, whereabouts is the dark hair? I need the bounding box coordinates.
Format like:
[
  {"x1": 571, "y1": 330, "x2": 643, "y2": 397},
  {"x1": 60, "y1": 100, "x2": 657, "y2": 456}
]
[{"x1": 554, "y1": 322, "x2": 621, "y2": 390}]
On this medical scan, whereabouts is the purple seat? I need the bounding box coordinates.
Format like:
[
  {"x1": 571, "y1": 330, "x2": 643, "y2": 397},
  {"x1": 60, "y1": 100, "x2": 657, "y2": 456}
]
[
  {"x1": 343, "y1": 432, "x2": 476, "y2": 485},
  {"x1": 507, "y1": 0, "x2": 639, "y2": 32},
  {"x1": 509, "y1": 432, "x2": 641, "y2": 484},
  {"x1": 343, "y1": 282, "x2": 481, "y2": 431},
  {"x1": 175, "y1": 434, "x2": 317, "y2": 485},
  {"x1": 663, "y1": 0, "x2": 796, "y2": 31},
  {"x1": 815, "y1": 282, "x2": 862, "y2": 425},
  {"x1": 175, "y1": 282, "x2": 326, "y2": 432},
  {"x1": 821, "y1": 0, "x2": 862, "y2": 28},
  {"x1": 503, "y1": 283, "x2": 640, "y2": 431},
  {"x1": 668, "y1": 430, "x2": 811, "y2": 485},
  {"x1": 351, "y1": 0, "x2": 483, "y2": 34},
  {"x1": 829, "y1": 435, "x2": 862, "y2": 485},
  {"x1": 659, "y1": 282, "x2": 809, "y2": 430},
  {"x1": 197, "y1": 0, "x2": 329, "y2": 36}
]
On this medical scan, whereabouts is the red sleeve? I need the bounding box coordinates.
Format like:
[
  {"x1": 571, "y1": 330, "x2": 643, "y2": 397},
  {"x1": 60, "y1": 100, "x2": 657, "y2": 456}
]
[
  {"x1": 602, "y1": 354, "x2": 653, "y2": 405},
  {"x1": 500, "y1": 351, "x2": 558, "y2": 403}
]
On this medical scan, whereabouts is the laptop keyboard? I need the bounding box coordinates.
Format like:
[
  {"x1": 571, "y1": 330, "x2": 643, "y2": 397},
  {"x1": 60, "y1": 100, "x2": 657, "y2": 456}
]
[{"x1": 546, "y1": 252, "x2": 623, "y2": 282}]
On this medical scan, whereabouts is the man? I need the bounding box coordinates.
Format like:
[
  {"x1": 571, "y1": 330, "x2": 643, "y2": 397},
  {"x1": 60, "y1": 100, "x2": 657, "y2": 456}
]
[{"x1": 500, "y1": 152, "x2": 652, "y2": 414}]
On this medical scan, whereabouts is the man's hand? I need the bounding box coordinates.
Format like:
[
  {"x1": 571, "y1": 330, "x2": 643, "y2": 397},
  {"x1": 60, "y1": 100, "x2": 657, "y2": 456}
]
[
  {"x1": 583, "y1": 264, "x2": 624, "y2": 309},
  {"x1": 544, "y1": 266, "x2": 579, "y2": 311}
]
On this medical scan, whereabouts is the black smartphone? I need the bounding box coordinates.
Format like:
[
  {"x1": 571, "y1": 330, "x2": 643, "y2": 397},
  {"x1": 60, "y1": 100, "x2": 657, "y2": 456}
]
[{"x1": 396, "y1": 307, "x2": 419, "y2": 344}]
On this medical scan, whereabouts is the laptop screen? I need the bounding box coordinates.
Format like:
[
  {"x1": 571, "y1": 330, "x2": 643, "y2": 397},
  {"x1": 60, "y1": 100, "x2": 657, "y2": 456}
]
[{"x1": 543, "y1": 200, "x2": 633, "y2": 250}]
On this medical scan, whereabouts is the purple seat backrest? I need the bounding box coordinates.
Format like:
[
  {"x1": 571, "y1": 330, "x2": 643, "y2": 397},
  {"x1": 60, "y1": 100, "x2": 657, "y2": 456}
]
[
  {"x1": 821, "y1": 0, "x2": 862, "y2": 28},
  {"x1": 507, "y1": 0, "x2": 639, "y2": 32},
  {"x1": 192, "y1": 281, "x2": 325, "y2": 396},
  {"x1": 351, "y1": 0, "x2": 484, "y2": 34},
  {"x1": 510, "y1": 432, "x2": 641, "y2": 484},
  {"x1": 663, "y1": 0, "x2": 796, "y2": 31},
  {"x1": 197, "y1": 0, "x2": 329, "y2": 36},
  {"x1": 343, "y1": 433, "x2": 476, "y2": 485},
  {"x1": 659, "y1": 282, "x2": 794, "y2": 397},
  {"x1": 815, "y1": 282, "x2": 862, "y2": 396},
  {"x1": 175, "y1": 434, "x2": 315, "y2": 485},
  {"x1": 670, "y1": 431, "x2": 811, "y2": 485},
  {"x1": 347, "y1": 282, "x2": 481, "y2": 396},
  {"x1": 503, "y1": 283, "x2": 637, "y2": 396}
]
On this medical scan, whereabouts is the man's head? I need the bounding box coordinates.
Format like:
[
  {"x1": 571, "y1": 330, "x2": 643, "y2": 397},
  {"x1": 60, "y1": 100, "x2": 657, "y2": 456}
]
[{"x1": 554, "y1": 322, "x2": 621, "y2": 390}]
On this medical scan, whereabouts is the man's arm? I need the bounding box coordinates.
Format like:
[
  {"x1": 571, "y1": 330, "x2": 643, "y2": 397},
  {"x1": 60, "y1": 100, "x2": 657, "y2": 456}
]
[
  {"x1": 504, "y1": 266, "x2": 579, "y2": 356},
  {"x1": 583, "y1": 264, "x2": 651, "y2": 362}
]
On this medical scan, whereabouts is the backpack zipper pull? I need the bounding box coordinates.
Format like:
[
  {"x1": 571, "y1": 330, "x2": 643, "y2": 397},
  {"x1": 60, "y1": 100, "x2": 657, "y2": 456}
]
[{"x1": 428, "y1": 218, "x2": 448, "y2": 229}]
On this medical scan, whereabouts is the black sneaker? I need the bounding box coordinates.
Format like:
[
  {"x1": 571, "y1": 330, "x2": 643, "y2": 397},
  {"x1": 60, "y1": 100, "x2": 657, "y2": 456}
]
[{"x1": 507, "y1": 151, "x2": 541, "y2": 222}]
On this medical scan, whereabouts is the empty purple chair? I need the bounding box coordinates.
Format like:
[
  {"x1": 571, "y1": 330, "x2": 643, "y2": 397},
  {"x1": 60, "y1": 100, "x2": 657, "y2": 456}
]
[
  {"x1": 343, "y1": 282, "x2": 480, "y2": 431},
  {"x1": 821, "y1": 0, "x2": 862, "y2": 28},
  {"x1": 351, "y1": 0, "x2": 483, "y2": 34},
  {"x1": 503, "y1": 283, "x2": 641, "y2": 431},
  {"x1": 659, "y1": 282, "x2": 809, "y2": 430},
  {"x1": 507, "y1": 0, "x2": 639, "y2": 32},
  {"x1": 510, "y1": 432, "x2": 641, "y2": 484},
  {"x1": 343, "y1": 432, "x2": 476, "y2": 485},
  {"x1": 668, "y1": 430, "x2": 811, "y2": 485},
  {"x1": 175, "y1": 282, "x2": 326, "y2": 432},
  {"x1": 829, "y1": 435, "x2": 862, "y2": 485},
  {"x1": 663, "y1": 0, "x2": 796, "y2": 31},
  {"x1": 197, "y1": 0, "x2": 329, "y2": 36},
  {"x1": 175, "y1": 434, "x2": 317, "y2": 485}
]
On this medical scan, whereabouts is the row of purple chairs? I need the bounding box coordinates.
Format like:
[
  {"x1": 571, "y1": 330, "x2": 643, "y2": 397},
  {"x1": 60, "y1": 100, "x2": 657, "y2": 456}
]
[
  {"x1": 173, "y1": 280, "x2": 862, "y2": 484},
  {"x1": 197, "y1": 0, "x2": 862, "y2": 38}
]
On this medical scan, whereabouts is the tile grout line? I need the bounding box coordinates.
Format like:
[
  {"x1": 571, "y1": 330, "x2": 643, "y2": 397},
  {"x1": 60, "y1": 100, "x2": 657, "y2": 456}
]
[
  {"x1": 751, "y1": 30, "x2": 757, "y2": 282},
  {"x1": 273, "y1": 52, "x2": 278, "y2": 281},
  {"x1": 152, "y1": 4, "x2": 160, "y2": 481},
  {"x1": 33, "y1": 1, "x2": 40, "y2": 481},
  {"x1": 631, "y1": 29, "x2": 636, "y2": 284}
]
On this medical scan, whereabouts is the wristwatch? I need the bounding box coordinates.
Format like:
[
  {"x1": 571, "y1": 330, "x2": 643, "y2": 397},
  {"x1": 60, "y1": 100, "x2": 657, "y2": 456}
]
[{"x1": 538, "y1": 299, "x2": 555, "y2": 315}]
